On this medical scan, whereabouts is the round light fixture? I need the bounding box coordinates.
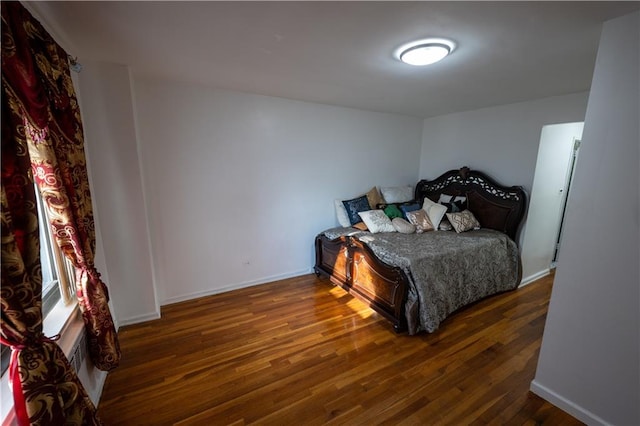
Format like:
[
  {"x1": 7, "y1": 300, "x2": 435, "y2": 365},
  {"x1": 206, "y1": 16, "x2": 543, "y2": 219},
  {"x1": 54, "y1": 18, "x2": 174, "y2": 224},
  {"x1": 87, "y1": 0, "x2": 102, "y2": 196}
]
[
  {"x1": 400, "y1": 43, "x2": 450, "y2": 66},
  {"x1": 396, "y1": 38, "x2": 456, "y2": 66}
]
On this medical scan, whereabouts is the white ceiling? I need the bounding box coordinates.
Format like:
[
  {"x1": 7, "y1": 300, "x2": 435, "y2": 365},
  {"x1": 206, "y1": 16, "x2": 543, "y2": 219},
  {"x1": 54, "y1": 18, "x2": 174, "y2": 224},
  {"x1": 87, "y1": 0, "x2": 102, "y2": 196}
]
[{"x1": 36, "y1": 1, "x2": 639, "y2": 118}]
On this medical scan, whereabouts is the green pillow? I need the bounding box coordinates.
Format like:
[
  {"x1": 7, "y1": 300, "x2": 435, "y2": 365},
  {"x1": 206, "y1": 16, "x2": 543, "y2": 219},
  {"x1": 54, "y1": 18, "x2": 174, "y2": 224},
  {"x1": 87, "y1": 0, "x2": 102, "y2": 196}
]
[{"x1": 383, "y1": 204, "x2": 403, "y2": 219}]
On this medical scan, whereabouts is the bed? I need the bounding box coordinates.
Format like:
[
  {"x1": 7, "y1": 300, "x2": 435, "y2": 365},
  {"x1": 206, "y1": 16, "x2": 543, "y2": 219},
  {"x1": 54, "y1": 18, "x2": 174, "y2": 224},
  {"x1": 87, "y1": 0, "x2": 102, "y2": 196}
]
[{"x1": 314, "y1": 167, "x2": 527, "y2": 334}]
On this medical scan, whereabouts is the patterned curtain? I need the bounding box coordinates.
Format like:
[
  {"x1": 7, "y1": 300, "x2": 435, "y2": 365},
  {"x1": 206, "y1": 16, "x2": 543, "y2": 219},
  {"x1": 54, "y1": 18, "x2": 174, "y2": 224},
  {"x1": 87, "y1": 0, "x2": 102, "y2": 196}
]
[{"x1": 1, "y1": 2, "x2": 120, "y2": 424}]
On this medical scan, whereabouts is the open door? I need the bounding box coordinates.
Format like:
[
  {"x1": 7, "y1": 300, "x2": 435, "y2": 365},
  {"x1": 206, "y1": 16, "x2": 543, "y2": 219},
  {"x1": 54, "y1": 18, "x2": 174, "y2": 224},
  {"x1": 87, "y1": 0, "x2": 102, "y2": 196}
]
[{"x1": 552, "y1": 138, "x2": 580, "y2": 265}]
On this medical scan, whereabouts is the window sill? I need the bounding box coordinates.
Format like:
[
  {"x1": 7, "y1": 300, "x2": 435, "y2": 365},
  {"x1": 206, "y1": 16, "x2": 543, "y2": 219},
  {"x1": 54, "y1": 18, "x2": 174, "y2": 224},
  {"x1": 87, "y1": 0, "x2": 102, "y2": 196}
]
[{"x1": 43, "y1": 300, "x2": 79, "y2": 344}]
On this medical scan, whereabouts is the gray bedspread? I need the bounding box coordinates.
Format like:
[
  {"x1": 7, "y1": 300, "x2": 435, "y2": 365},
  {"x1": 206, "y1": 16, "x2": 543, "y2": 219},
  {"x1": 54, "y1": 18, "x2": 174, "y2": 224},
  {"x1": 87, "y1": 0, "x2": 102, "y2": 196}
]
[{"x1": 322, "y1": 227, "x2": 521, "y2": 334}]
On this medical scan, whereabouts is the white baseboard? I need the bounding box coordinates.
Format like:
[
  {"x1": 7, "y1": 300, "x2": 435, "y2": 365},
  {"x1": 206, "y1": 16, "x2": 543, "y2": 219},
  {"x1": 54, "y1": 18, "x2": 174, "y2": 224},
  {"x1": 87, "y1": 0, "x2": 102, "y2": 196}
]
[
  {"x1": 520, "y1": 268, "x2": 550, "y2": 287},
  {"x1": 117, "y1": 311, "x2": 161, "y2": 328},
  {"x1": 115, "y1": 269, "x2": 314, "y2": 326},
  {"x1": 162, "y1": 268, "x2": 313, "y2": 306},
  {"x1": 530, "y1": 380, "x2": 611, "y2": 426}
]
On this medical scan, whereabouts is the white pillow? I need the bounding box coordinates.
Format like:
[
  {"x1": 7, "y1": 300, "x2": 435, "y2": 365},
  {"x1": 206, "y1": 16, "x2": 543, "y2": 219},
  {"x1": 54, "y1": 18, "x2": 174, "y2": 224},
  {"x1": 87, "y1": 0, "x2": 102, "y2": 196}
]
[
  {"x1": 380, "y1": 185, "x2": 413, "y2": 204},
  {"x1": 334, "y1": 199, "x2": 351, "y2": 227},
  {"x1": 422, "y1": 197, "x2": 448, "y2": 230},
  {"x1": 358, "y1": 210, "x2": 396, "y2": 234}
]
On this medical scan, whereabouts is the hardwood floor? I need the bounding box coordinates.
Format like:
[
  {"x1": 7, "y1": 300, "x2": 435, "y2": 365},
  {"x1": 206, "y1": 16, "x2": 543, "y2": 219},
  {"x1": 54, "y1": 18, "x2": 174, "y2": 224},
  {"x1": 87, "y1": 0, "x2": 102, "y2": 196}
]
[{"x1": 97, "y1": 272, "x2": 582, "y2": 425}]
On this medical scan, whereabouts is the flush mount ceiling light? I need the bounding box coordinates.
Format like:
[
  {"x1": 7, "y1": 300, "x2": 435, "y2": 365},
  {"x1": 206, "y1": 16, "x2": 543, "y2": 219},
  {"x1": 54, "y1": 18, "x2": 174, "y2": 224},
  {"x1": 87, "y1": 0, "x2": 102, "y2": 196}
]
[{"x1": 395, "y1": 38, "x2": 456, "y2": 66}]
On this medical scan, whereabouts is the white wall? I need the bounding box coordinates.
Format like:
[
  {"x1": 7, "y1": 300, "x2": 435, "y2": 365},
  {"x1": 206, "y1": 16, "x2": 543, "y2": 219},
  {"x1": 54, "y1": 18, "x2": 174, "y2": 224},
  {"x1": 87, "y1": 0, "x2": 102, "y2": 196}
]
[
  {"x1": 133, "y1": 76, "x2": 423, "y2": 304},
  {"x1": 419, "y1": 93, "x2": 588, "y2": 197},
  {"x1": 78, "y1": 72, "x2": 588, "y2": 314},
  {"x1": 419, "y1": 92, "x2": 589, "y2": 274},
  {"x1": 531, "y1": 11, "x2": 639, "y2": 426},
  {"x1": 79, "y1": 62, "x2": 159, "y2": 325},
  {"x1": 520, "y1": 122, "x2": 583, "y2": 283}
]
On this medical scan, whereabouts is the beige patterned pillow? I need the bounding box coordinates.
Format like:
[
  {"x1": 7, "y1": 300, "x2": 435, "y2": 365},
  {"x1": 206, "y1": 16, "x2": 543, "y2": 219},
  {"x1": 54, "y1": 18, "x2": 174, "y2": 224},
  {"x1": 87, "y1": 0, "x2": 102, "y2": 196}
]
[
  {"x1": 405, "y1": 209, "x2": 434, "y2": 233},
  {"x1": 358, "y1": 210, "x2": 396, "y2": 233},
  {"x1": 446, "y1": 210, "x2": 481, "y2": 233}
]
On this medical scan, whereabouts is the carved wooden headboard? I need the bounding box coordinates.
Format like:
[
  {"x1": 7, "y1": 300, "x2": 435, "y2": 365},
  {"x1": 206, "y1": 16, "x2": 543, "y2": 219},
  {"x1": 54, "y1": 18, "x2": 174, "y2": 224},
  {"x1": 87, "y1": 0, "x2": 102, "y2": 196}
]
[{"x1": 415, "y1": 167, "x2": 527, "y2": 242}]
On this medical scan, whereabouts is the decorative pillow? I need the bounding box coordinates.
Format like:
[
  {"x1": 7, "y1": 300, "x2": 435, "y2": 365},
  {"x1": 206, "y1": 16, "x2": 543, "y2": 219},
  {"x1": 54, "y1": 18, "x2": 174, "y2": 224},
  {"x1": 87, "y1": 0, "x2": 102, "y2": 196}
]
[
  {"x1": 400, "y1": 203, "x2": 421, "y2": 219},
  {"x1": 383, "y1": 204, "x2": 403, "y2": 219},
  {"x1": 366, "y1": 186, "x2": 384, "y2": 210},
  {"x1": 438, "y1": 217, "x2": 453, "y2": 231},
  {"x1": 442, "y1": 199, "x2": 466, "y2": 213},
  {"x1": 358, "y1": 210, "x2": 396, "y2": 234},
  {"x1": 334, "y1": 199, "x2": 352, "y2": 227},
  {"x1": 446, "y1": 209, "x2": 481, "y2": 233},
  {"x1": 438, "y1": 194, "x2": 467, "y2": 213},
  {"x1": 353, "y1": 222, "x2": 368, "y2": 231},
  {"x1": 342, "y1": 195, "x2": 371, "y2": 225},
  {"x1": 380, "y1": 185, "x2": 413, "y2": 204},
  {"x1": 392, "y1": 217, "x2": 416, "y2": 234},
  {"x1": 438, "y1": 194, "x2": 467, "y2": 203},
  {"x1": 421, "y1": 197, "x2": 448, "y2": 230},
  {"x1": 405, "y1": 209, "x2": 434, "y2": 233}
]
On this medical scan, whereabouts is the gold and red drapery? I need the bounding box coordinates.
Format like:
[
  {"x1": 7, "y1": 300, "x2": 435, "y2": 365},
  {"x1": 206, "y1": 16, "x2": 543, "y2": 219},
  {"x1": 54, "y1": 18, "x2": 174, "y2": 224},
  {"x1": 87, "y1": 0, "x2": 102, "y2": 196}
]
[{"x1": 1, "y1": 2, "x2": 120, "y2": 425}]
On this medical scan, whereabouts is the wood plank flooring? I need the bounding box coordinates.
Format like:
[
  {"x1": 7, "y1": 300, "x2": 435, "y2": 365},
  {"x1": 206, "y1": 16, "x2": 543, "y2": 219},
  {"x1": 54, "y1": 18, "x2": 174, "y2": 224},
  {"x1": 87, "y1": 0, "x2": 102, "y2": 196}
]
[{"x1": 97, "y1": 272, "x2": 582, "y2": 425}]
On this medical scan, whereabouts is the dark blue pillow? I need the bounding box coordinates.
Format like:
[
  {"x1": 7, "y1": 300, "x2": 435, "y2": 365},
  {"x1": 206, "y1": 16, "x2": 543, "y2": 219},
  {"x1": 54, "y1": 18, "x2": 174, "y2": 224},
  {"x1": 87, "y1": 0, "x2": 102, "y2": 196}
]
[
  {"x1": 342, "y1": 195, "x2": 371, "y2": 225},
  {"x1": 400, "y1": 203, "x2": 421, "y2": 220}
]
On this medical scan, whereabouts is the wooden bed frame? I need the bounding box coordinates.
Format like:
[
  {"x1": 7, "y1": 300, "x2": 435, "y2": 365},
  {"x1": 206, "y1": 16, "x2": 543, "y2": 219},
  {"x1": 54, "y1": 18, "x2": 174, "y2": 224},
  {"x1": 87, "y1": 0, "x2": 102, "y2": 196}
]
[{"x1": 314, "y1": 167, "x2": 527, "y2": 332}]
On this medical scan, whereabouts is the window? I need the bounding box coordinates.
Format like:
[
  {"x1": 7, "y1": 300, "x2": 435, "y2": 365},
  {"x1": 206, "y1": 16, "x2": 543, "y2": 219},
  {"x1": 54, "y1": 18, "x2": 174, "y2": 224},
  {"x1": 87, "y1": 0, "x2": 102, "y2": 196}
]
[
  {"x1": 0, "y1": 184, "x2": 77, "y2": 374},
  {"x1": 34, "y1": 183, "x2": 76, "y2": 310}
]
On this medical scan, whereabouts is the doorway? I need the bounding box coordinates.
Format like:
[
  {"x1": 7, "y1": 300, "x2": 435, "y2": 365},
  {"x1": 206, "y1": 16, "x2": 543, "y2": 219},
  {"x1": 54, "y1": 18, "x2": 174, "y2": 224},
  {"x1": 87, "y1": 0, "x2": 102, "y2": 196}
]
[{"x1": 520, "y1": 122, "x2": 584, "y2": 284}]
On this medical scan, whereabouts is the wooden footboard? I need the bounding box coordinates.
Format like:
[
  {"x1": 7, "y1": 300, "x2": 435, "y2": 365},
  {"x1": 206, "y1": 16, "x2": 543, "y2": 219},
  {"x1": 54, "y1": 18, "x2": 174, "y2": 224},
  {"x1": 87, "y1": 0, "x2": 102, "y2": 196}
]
[{"x1": 315, "y1": 234, "x2": 408, "y2": 332}]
